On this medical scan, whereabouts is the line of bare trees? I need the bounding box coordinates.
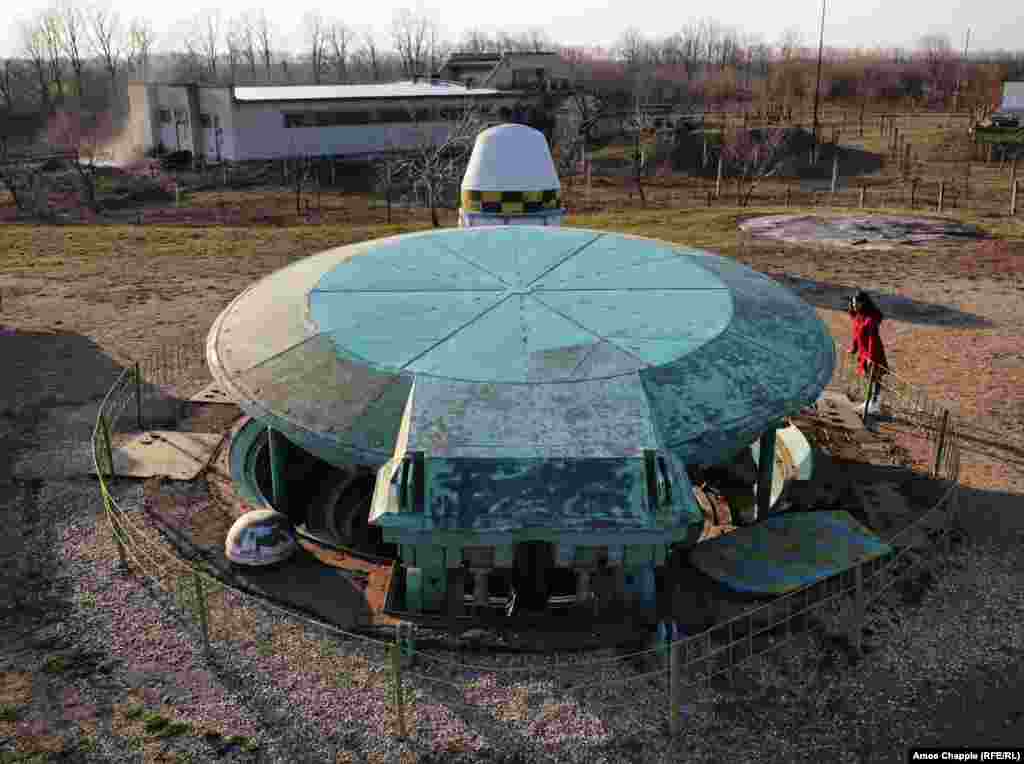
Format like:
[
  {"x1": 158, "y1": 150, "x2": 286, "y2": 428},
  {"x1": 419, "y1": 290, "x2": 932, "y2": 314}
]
[{"x1": 6, "y1": 2, "x2": 1024, "y2": 127}]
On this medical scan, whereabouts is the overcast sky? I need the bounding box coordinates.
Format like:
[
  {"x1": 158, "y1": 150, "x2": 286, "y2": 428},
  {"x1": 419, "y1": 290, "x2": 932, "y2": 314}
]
[{"x1": 2, "y1": 0, "x2": 1020, "y2": 59}]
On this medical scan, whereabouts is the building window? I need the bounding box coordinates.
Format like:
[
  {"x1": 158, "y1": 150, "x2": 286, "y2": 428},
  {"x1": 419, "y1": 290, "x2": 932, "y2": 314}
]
[
  {"x1": 199, "y1": 113, "x2": 212, "y2": 128},
  {"x1": 173, "y1": 108, "x2": 188, "y2": 124},
  {"x1": 157, "y1": 109, "x2": 171, "y2": 125},
  {"x1": 377, "y1": 108, "x2": 412, "y2": 124},
  {"x1": 284, "y1": 111, "x2": 374, "y2": 128}
]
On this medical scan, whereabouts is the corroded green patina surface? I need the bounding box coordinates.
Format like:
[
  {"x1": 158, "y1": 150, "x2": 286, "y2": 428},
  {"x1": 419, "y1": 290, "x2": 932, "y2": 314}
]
[{"x1": 207, "y1": 226, "x2": 835, "y2": 547}]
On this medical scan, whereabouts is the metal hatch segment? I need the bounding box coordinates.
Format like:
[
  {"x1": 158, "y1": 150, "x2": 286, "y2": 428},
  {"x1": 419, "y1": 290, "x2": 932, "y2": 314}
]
[
  {"x1": 437, "y1": 226, "x2": 602, "y2": 287},
  {"x1": 309, "y1": 291, "x2": 507, "y2": 371},
  {"x1": 530, "y1": 237, "x2": 728, "y2": 291},
  {"x1": 229, "y1": 332, "x2": 412, "y2": 468},
  {"x1": 535, "y1": 289, "x2": 733, "y2": 367},
  {"x1": 311, "y1": 232, "x2": 509, "y2": 292},
  {"x1": 405, "y1": 294, "x2": 608, "y2": 382},
  {"x1": 407, "y1": 374, "x2": 658, "y2": 460}
]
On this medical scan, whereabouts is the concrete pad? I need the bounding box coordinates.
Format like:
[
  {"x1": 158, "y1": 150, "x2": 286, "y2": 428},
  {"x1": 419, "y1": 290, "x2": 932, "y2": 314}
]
[
  {"x1": 189, "y1": 381, "x2": 239, "y2": 405},
  {"x1": 106, "y1": 431, "x2": 224, "y2": 480}
]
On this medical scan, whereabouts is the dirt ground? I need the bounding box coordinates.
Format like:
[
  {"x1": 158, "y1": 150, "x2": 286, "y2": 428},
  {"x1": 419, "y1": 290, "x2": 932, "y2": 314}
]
[{"x1": 1, "y1": 178, "x2": 1023, "y2": 761}]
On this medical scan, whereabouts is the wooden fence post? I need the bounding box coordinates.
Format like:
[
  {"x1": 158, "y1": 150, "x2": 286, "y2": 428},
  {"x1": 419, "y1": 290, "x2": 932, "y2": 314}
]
[
  {"x1": 669, "y1": 635, "x2": 682, "y2": 735},
  {"x1": 859, "y1": 186, "x2": 866, "y2": 208},
  {"x1": 937, "y1": 180, "x2": 945, "y2": 214},
  {"x1": 193, "y1": 572, "x2": 210, "y2": 654},
  {"x1": 134, "y1": 362, "x2": 143, "y2": 431},
  {"x1": 715, "y1": 155, "x2": 723, "y2": 199},
  {"x1": 391, "y1": 642, "x2": 407, "y2": 738},
  {"x1": 911, "y1": 179, "x2": 918, "y2": 209},
  {"x1": 831, "y1": 155, "x2": 839, "y2": 195},
  {"x1": 786, "y1": 186, "x2": 792, "y2": 208},
  {"x1": 933, "y1": 410, "x2": 950, "y2": 477},
  {"x1": 903, "y1": 143, "x2": 911, "y2": 174},
  {"x1": 1011, "y1": 160, "x2": 1018, "y2": 216}
]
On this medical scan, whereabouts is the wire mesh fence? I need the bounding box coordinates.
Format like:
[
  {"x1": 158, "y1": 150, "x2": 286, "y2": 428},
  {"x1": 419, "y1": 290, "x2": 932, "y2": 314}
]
[{"x1": 91, "y1": 334, "x2": 963, "y2": 743}]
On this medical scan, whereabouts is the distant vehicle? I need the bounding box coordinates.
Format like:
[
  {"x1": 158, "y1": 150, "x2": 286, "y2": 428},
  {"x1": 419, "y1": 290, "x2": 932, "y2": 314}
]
[{"x1": 990, "y1": 112, "x2": 1021, "y2": 128}]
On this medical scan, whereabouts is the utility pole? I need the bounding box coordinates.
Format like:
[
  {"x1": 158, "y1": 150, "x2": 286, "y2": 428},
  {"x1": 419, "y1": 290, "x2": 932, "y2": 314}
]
[
  {"x1": 811, "y1": 0, "x2": 827, "y2": 163},
  {"x1": 956, "y1": 29, "x2": 970, "y2": 113}
]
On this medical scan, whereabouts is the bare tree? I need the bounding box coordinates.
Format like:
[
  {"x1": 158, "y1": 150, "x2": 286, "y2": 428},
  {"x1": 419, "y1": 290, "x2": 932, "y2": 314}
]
[
  {"x1": 0, "y1": 60, "x2": 19, "y2": 112},
  {"x1": 360, "y1": 30, "x2": 380, "y2": 81},
  {"x1": 58, "y1": 1, "x2": 88, "y2": 99},
  {"x1": 394, "y1": 101, "x2": 483, "y2": 227},
  {"x1": 303, "y1": 11, "x2": 328, "y2": 84},
  {"x1": 41, "y1": 11, "x2": 66, "y2": 102},
  {"x1": 522, "y1": 27, "x2": 551, "y2": 53},
  {"x1": 48, "y1": 109, "x2": 115, "y2": 212},
  {"x1": 254, "y1": 11, "x2": 273, "y2": 80},
  {"x1": 125, "y1": 18, "x2": 155, "y2": 80},
  {"x1": 198, "y1": 11, "x2": 222, "y2": 80},
  {"x1": 616, "y1": 28, "x2": 647, "y2": 70},
  {"x1": 238, "y1": 13, "x2": 257, "y2": 78},
  {"x1": 88, "y1": 5, "x2": 122, "y2": 96},
  {"x1": 374, "y1": 154, "x2": 403, "y2": 223},
  {"x1": 722, "y1": 126, "x2": 787, "y2": 206},
  {"x1": 460, "y1": 28, "x2": 491, "y2": 54},
  {"x1": 391, "y1": 8, "x2": 433, "y2": 77},
  {"x1": 226, "y1": 18, "x2": 245, "y2": 83},
  {"x1": 328, "y1": 21, "x2": 352, "y2": 83},
  {"x1": 21, "y1": 19, "x2": 52, "y2": 112}
]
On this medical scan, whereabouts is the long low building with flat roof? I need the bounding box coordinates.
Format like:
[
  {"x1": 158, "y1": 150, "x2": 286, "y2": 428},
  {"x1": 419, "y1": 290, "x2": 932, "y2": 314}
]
[{"x1": 125, "y1": 79, "x2": 542, "y2": 162}]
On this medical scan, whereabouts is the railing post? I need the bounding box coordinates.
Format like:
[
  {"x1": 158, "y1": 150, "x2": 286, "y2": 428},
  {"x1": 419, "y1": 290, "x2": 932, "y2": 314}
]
[
  {"x1": 193, "y1": 572, "x2": 210, "y2": 654},
  {"x1": 99, "y1": 415, "x2": 115, "y2": 479},
  {"x1": 937, "y1": 180, "x2": 945, "y2": 214},
  {"x1": 669, "y1": 635, "x2": 682, "y2": 736},
  {"x1": 104, "y1": 487, "x2": 128, "y2": 569},
  {"x1": 391, "y1": 642, "x2": 407, "y2": 738},
  {"x1": 135, "y1": 361, "x2": 143, "y2": 431},
  {"x1": 933, "y1": 410, "x2": 950, "y2": 477}
]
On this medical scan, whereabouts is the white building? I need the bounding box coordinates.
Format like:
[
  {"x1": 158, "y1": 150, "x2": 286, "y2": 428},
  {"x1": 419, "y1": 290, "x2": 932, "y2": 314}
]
[{"x1": 125, "y1": 80, "x2": 533, "y2": 162}]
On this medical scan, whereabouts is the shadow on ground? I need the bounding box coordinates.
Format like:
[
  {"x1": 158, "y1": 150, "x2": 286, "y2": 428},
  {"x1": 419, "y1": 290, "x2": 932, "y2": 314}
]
[{"x1": 764, "y1": 273, "x2": 993, "y2": 328}]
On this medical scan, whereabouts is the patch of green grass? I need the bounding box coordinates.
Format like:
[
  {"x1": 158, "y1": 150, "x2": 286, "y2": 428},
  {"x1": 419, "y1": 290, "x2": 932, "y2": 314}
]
[
  {"x1": 255, "y1": 641, "x2": 274, "y2": 658},
  {"x1": 124, "y1": 704, "x2": 146, "y2": 720},
  {"x1": 77, "y1": 592, "x2": 97, "y2": 609},
  {"x1": 225, "y1": 735, "x2": 260, "y2": 753},
  {"x1": 0, "y1": 753, "x2": 54, "y2": 763},
  {"x1": 41, "y1": 655, "x2": 68, "y2": 674},
  {"x1": 155, "y1": 720, "x2": 192, "y2": 739},
  {"x1": 0, "y1": 704, "x2": 22, "y2": 721},
  {"x1": 77, "y1": 735, "x2": 99, "y2": 753},
  {"x1": 141, "y1": 711, "x2": 170, "y2": 734}
]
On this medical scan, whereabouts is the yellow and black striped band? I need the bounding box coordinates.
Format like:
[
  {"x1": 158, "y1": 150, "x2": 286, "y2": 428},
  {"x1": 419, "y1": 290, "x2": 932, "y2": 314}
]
[{"x1": 461, "y1": 189, "x2": 561, "y2": 215}]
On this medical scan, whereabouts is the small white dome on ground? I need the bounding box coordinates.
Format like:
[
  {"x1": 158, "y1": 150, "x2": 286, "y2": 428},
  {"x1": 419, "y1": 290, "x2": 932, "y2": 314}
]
[
  {"x1": 225, "y1": 509, "x2": 297, "y2": 566},
  {"x1": 460, "y1": 123, "x2": 563, "y2": 227}
]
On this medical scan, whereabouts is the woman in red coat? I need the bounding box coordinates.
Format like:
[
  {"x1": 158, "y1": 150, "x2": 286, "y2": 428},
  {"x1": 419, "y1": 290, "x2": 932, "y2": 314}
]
[{"x1": 848, "y1": 290, "x2": 888, "y2": 415}]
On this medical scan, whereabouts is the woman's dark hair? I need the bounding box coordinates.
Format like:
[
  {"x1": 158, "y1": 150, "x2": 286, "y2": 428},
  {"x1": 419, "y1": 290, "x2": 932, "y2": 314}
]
[{"x1": 852, "y1": 290, "x2": 883, "y2": 320}]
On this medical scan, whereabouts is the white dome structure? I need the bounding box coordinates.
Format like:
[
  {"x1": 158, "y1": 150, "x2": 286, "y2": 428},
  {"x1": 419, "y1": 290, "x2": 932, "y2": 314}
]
[
  {"x1": 225, "y1": 509, "x2": 297, "y2": 566},
  {"x1": 459, "y1": 123, "x2": 563, "y2": 227}
]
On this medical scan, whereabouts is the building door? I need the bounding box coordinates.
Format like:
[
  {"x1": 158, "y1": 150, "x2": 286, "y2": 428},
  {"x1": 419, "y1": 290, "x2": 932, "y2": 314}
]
[{"x1": 514, "y1": 541, "x2": 553, "y2": 611}]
